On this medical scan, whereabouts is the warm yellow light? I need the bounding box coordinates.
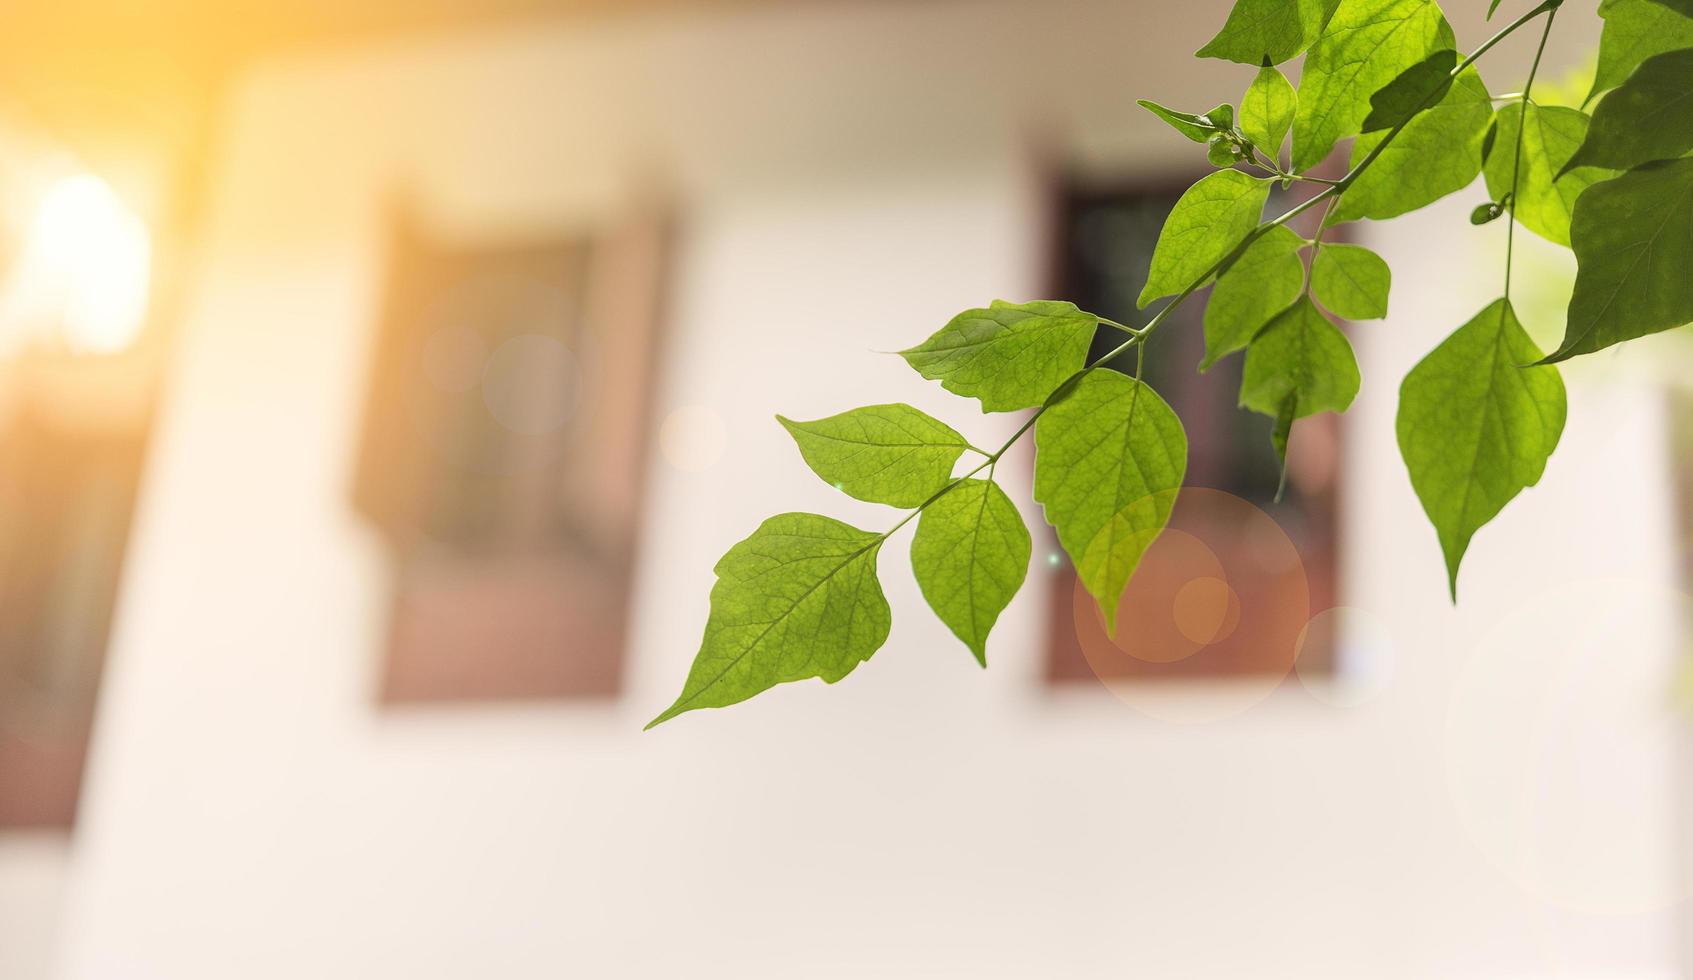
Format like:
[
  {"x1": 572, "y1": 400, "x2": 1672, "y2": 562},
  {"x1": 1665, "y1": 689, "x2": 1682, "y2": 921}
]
[{"x1": 1, "y1": 173, "x2": 152, "y2": 355}]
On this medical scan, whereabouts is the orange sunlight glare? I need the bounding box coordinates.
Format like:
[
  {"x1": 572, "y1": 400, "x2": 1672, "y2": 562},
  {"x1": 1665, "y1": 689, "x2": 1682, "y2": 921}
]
[{"x1": 1, "y1": 172, "x2": 151, "y2": 356}]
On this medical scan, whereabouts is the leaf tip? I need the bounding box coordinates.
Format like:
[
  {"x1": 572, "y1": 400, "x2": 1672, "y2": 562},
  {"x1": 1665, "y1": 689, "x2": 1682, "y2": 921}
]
[
  {"x1": 1442, "y1": 544, "x2": 1466, "y2": 604},
  {"x1": 1097, "y1": 597, "x2": 1119, "y2": 639},
  {"x1": 644, "y1": 691, "x2": 694, "y2": 729}
]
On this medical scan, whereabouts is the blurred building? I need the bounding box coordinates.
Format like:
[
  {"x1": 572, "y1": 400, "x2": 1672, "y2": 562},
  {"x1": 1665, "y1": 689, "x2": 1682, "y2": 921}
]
[{"x1": 0, "y1": 1, "x2": 1686, "y2": 978}]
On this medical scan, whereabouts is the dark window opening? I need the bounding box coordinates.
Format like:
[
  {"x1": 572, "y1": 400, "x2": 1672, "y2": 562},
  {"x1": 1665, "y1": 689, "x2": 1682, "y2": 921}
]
[{"x1": 1044, "y1": 176, "x2": 1342, "y2": 684}]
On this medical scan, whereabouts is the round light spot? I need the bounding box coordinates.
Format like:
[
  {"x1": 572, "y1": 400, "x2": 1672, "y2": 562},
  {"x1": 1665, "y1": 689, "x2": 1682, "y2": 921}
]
[
  {"x1": 1065, "y1": 487, "x2": 1308, "y2": 724},
  {"x1": 482, "y1": 334, "x2": 579, "y2": 434},
  {"x1": 659, "y1": 404, "x2": 727, "y2": 473},
  {"x1": 1171, "y1": 576, "x2": 1239, "y2": 645},
  {"x1": 1296, "y1": 606, "x2": 1396, "y2": 707},
  {"x1": 1, "y1": 173, "x2": 151, "y2": 355}
]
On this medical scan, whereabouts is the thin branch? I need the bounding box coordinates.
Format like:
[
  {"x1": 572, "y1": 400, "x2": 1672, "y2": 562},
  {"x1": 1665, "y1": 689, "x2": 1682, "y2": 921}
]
[
  {"x1": 1505, "y1": 5, "x2": 1559, "y2": 299},
  {"x1": 871, "y1": 0, "x2": 1563, "y2": 542}
]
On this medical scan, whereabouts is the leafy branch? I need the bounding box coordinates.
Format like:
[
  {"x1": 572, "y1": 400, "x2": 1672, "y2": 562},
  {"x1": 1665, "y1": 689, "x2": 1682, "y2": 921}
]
[{"x1": 651, "y1": 0, "x2": 1693, "y2": 727}]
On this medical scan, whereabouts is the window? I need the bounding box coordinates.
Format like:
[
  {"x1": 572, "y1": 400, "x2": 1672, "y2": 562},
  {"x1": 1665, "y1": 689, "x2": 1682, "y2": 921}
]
[
  {"x1": 1044, "y1": 177, "x2": 1340, "y2": 684},
  {"x1": 353, "y1": 206, "x2": 669, "y2": 703}
]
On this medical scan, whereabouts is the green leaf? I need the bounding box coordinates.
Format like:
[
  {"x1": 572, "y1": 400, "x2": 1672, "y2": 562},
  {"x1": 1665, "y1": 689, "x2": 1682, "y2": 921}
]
[
  {"x1": 1137, "y1": 170, "x2": 1271, "y2": 308},
  {"x1": 1647, "y1": 0, "x2": 1693, "y2": 17},
  {"x1": 1589, "y1": 0, "x2": 1693, "y2": 104},
  {"x1": 1563, "y1": 48, "x2": 1693, "y2": 175},
  {"x1": 1207, "y1": 136, "x2": 1243, "y2": 167},
  {"x1": 910, "y1": 479, "x2": 1030, "y2": 665},
  {"x1": 778, "y1": 404, "x2": 970, "y2": 508},
  {"x1": 1200, "y1": 224, "x2": 1307, "y2": 370},
  {"x1": 1397, "y1": 300, "x2": 1566, "y2": 597},
  {"x1": 1359, "y1": 49, "x2": 1457, "y2": 132},
  {"x1": 1543, "y1": 156, "x2": 1693, "y2": 362},
  {"x1": 1310, "y1": 243, "x2": 1391, "y2": 319},
  {"x1": 902, "y1": 300, "x2": 1098, "y2": 412},
  {"x1": 1292, "y1": 0, "x2": 1454, "y2": 171},
  {"x1": 1138, "y1": 99, "x2": 1230, "y2": 143},
  {"x1": 1240, "y1": 297, "x2": 1360, "y2": 462},
  {"x1": 1487, "y1": 0, "x2": 1503, "y2": 18},
  {"x1": 1033, "y1": 370, "x2": 1187, "y2": 635},
  {"x1": 1471, "y1": 201, "x2": 1507, "y2": 225},
  {"x1": 647, "y1": 514, "x2": 890, "y2": 728},
  {"x1": 1241, "y1": 65, "x2": 1298, "y2": 155},
  {"x1": 1330, "y1": 68, "x2": 1492, "y2": 223},
  {"x1": 1196, "y1": 0, "x2": 1343, "y2": 66},
  {"x1": 1482, "y1": 103, "x2": 1609, "y2": 248}
]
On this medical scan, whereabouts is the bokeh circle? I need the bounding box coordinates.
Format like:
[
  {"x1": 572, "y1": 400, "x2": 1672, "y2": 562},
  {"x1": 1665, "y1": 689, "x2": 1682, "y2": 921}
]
[{"x1": 1069, "y1": 486, "x2": 1312, "y2": 723}]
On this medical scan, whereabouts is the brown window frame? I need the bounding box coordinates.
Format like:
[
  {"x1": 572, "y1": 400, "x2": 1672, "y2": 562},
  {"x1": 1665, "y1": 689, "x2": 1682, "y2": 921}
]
[{"x1": 352, "y1": 203, "x2": 670, "y2": 705}]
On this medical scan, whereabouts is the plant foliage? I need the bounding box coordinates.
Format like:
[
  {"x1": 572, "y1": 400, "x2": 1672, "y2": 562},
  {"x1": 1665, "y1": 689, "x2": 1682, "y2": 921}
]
[{"x1": 650, "y1": 0, "x2": 1690, "y2": 727}]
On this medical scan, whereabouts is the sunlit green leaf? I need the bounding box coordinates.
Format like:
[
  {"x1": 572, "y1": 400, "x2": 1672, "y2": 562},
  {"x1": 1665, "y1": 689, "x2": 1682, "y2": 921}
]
[
  {"x1": 1544, "y1": 157, "x2": 1693, "y2": 362},
  {"x1": 1589, "y1": 0, "x2": 1693, "y2": 103},
  {"x1": 1563, "y1": 48, "x2": 1693, "y2": 175},
  {"x1": 1241, "y1": 65, "x2": 1298, "y2": 155},
  {"x1": 1397, "y1": 299, "x2": 1565, "y2": 597},
  {"x1": 1201, "y1": 224, "x2": 1307, "y2": 370},
  {"x1": 1207, "y1": 136, "x2": 1243, "y2": 167},
  {"x1": 1331, "y1": 68, "x2": 1492, "y2": 223},
  {"x1": 911, "y1": 479, "x2": 1030, "y2": 665},
  {"x1": 1310, "y1": 243, "x2": 1391, "y2": 319},
  {"x1": 902, "y1": 300, "x2": 1097, "y2": 412},
  {"x1": 778, "y1": 404, "x2": 969, "y2": 508},
  {"x1": 1033, "y1": 370, "x2": 1187, "y2": 635},
  {"x1": 1138, "y1": 170, "x2": 1271, "y2": 308},
  {"x1": 1240, "y1": 297, "x2": 1360, "y2": 463},
  {"x1": 648, "y1": 514, "x2": 889, "y2": 727},
  {"x1": 1482, "y1": 102, "x2": 1610, "y2": 247},
  {"x1": 1360, "y1": 49, "x2": 1457, "y2": 132},
  {"x1": 1197, "y1": 0, "x2": 1343, "y2": 65},
  {"x1": 1138, "y1": 99, "x2": 1231, "y2": 143},
  {"x1": 1292, "y1": 0, "x2": 1454, "y2": 171}
]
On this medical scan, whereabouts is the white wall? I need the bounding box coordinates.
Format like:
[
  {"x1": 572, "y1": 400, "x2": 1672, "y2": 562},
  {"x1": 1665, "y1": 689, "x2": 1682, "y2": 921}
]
[
  {"x1": 52, "y1": 1, "x2": 1685, "y2": 977},
  {"x1": 0, "y1": 834, "x2": 70, "y2": 980}
]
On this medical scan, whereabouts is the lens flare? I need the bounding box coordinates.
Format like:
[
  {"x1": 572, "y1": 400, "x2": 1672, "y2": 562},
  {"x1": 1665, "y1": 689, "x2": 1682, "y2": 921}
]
[
  {"x1": 1068, "y1": 486, "x2": 1312, "y2": 723},
  {"x1": 1, "y1": 173, "x2": 151, "y2": 355}
]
